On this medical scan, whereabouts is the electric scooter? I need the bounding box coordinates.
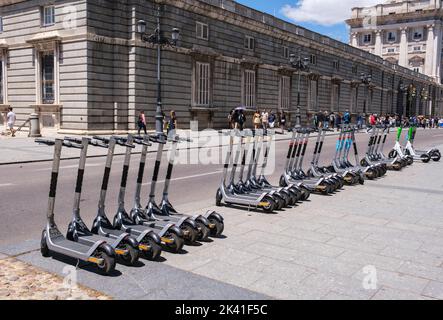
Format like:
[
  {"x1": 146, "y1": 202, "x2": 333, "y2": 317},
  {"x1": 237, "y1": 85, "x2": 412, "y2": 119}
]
[
  {"x1": 280, "y1": 127, "x2": 335, "y2": 194},
  {"x1": 64, "y1": 137, "x2": 140, "y2": 266},
  {"x1": 216, "y1": 130, "x2": 278, "y2": 213},
  {"x1": 404, "y1": 126, "x2": 440, "y2": 162},
  {"x1": 228, "y1": 129, "x2": 291, "y2": 209},
  {"x1": 36, "y1": 139, "x2": 116, "y2": 274},
  {"x1": 389, "y1": 127, "x2": 414, "y2": 165},
  {"x1": 65, "y1": 136, "x2": 163, "y2": 261},
  {"x1": 93, "y1": 135, "x2": 185, "y2": 253},
  {"x1": 129, "y1": 134, "x2": 225, "y2": 240}
]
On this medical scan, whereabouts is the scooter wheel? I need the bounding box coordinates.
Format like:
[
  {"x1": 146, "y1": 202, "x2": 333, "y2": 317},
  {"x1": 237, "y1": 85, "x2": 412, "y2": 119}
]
[
  {"x1": 167, "y1": 232, "x2": 184, "y2": 253},
  {"x1": 119, "y1": 244, "x2": 139, "y2": 266},
  {"x1": 196, "y1": 221, "x2": 210, "y2": 242},
  {"x1": 407, "y1": 157, "x2": 414, "y2": 166},
  {"x1": 209, "y1": 218, "x2": 224, "y2": 237},
  {"x1": 389, "y1": 150, "x2": 397, "y2": 159},
  {"x1": 215, "y1": 189, "x2": 223, "y2": 207},
  {"x1": 97, "y1": 250, "x2": 116, "y2": 275},
  {"x1": 279, "y1": 176, "x2": 288, "y2": 188},
  {"x1": 182, "y1": 222, "x2": 198, "y2": 243},
  {"x1": 261, "y1": 196, "x2": 276, "y2": 213},
  {"x1": 421, "y1": 154, "x2": 431, "y2": 163},
  {"x1": 143, "y1": 238, "x2": 162, "y2": 261},
  {"x1": 393, "y1": 162, "x2": 402, "y2": 171},
  {"x1": 431, "y1": 151, "x2": 441, "y2": 162},
  {"x1": 40, "y1": 230, "x2": 50, "y2": 258}
]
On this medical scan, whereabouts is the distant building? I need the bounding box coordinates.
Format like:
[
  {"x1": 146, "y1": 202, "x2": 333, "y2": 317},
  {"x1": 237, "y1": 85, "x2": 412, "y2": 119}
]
[
  {"x1": 347, "y1": 0, "x2": 443, "y2": 84},
  {"x1": 0, "y1": 0, "x2": 442, "y2": 134}
]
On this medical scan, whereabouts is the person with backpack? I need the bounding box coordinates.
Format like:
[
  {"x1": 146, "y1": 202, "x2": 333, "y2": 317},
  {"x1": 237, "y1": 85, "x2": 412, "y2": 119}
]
[
  {"x1": 236, "y1": 109, "x2": 246, "y2": 131},
  {"x1": 268, "y1": 111, "x2": 276, "y2": 129}
]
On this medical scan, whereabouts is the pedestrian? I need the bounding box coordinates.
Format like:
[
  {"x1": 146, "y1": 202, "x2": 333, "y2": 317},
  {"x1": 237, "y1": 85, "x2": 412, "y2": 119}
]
[
  {"x1": 317, "y1": 111, "x2": 324, "y2": 128},
  {"x1": 335, "y1": 113, "x2": 342, "y2": 131},
  {"x1": 344, "y1": 110, "x2": 351, "y2": 125},
  {"x1": 166, "y1": 110, "x2": 177, "y2": 136},
  {"x1": 236, "y1": 109, "x2": 246, "y2": 131},
  {"x1": 137, "y1": 110, "x2": 147, "y2": 135},
  {"x1": 261, "y1": 110, "x2": 269, "y2": 130},
  {"x1": 228, "y1": 109, "x2": 235, "y2": 129},
  {"x1": 369, "y1": 113, "x2": 376, "y2": 126},
  {"x1": 268, "y1": 111, "x2": 276, "y2": 129},
  {"x1": 280, "y1": 111, "x2": 287, "y2": 132},
  {"x1": 329, "y1": 112, "x2": 336, "y2": 129},
  {"x1": 253, "y1": 110, "x2": 261, "y2": 130},
  {"x1": 6, "y1": 107, "x2": 16, "y2": 137}
]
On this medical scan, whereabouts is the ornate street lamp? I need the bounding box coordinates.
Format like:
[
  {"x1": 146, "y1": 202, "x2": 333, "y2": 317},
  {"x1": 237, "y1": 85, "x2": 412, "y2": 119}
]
[
  {"x1": 136, "y1": 6, "x2": 180, "y2": 135},
  {"x1": 289, "y1": 52, "x2": 310, "y2": 127}
]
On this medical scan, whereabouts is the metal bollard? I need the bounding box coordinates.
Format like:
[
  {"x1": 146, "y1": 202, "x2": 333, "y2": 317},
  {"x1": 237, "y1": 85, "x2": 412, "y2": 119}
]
[{"x1": 29, "y1": 113, "x2": 42, "y2": 137}]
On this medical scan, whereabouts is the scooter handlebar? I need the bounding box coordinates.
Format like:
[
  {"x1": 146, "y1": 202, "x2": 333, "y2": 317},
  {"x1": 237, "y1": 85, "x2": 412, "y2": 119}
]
[{"x1": 35, "y1": 138, "x2": 83, "y2": 149}]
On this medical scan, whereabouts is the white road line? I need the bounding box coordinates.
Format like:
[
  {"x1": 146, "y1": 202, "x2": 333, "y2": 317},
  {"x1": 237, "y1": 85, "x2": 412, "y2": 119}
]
[
  {"x1": 0, "y1": 183, "x2": 13, "y2": 188},
  {"x1": 142, "y1": 170, "x2": 222, "y2": 186}
]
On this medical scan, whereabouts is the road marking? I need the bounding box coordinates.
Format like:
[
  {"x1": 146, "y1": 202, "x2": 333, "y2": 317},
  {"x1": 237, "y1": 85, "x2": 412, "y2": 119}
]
[
  {"x1": 0, "y1": 183, "x2": 13, "y2": 188},
  {"x1": 142, "y1": 170, "x2": 222, "y2": 186}
]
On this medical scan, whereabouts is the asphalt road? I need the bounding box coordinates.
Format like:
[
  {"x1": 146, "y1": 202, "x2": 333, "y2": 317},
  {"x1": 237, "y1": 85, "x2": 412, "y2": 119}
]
[{"x1": 1, "y1": 128, "x2": 443, "y2": 247}]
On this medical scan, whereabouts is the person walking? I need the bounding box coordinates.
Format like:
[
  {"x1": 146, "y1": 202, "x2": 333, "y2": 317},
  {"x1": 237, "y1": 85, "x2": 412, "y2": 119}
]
[
  {"x1": 228, "y1": 109, "x2": 235, "y2": 129},
  {"x1": 6, "y1": 107, "x2": 16, "y2": 137},
  {"x1": 329, "y1": 112, "x2": 336, "y2": 129},
  {"x1": 279, "y1": 111, "x2": 287, "y2": 132},
  {"x1": 268, "y1": 111, "x2": 276, "y2": 129},
  {"x1": 137, "y1": 110, "x2": 147, "y2": 135},
  {"x1": 344, "y1": 110, "x2": 351, "y2": 125},
  {"x1": 335, "y1": 113, "x2": 342, "y2": 131},
  {"x1": 261, "y1": 110, "x2": 269, "y2": 130},
  {"x1": 166, "y1": 110, "x2": 177, "y2": 136},
  {"x1": 253, "y1": 110, "x2": 261, "y2": 130},
  {"x1": 236, "y1": 109, "x2": 246, "y2": 131}
]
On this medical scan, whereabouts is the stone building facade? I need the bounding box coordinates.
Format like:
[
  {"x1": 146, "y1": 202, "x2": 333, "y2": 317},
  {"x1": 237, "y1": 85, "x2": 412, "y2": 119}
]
[
  {"x1": 347, "y1": 0, "x2": 443, "y2": 84},
  {"x1": 0, "y1": 0, "x2": 442, "y2": 134}
]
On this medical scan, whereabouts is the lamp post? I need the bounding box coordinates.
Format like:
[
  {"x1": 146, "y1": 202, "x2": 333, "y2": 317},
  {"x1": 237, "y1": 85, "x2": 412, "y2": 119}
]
[
  {"x1": 360, "y1": 73, "x2": 372, "y2": 118},
  {"x1": 289, "y1": 52, "x2": 310, "y2": 128},
  {"x1": 398, "y1": 82, "x2": 408, "y2": 118},
  {"x1": 137, "y1": 5, "x2": 180, "y2": 135}
]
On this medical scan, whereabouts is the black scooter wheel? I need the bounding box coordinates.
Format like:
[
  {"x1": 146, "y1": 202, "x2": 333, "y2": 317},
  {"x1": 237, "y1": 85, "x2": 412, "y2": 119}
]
[
  {"x1": 143, "y1": 238, "x2": 162, "y2": 261},
  {"x1": 167, "y1": 232, "x2": 184, "y2": 253},
  {"x1": 120, "y1": 244, "x2": 139, "y2": 266},
  {"x1": 431, "y1": 151, "x2": 441, "y2": 162},
  {"x1": 215, "y1": 189, "x2": 223, "y2": 207},
  {"x1": 196, "y1": 221, "x2": 210, "y2": 242},
  {"x1": 407, "y1": 157, "x2": 414, "y2": 166},
  {"x1": 97, "y1": 250, "x2": 116, "y2": 275},
  {"x1": 389, "y1": 150, "x2": 397, "y2": 159},
  {"x1": 279, "y1": 176, "x2": 288, "y2": 188},
  {"x1": 262, "y1": 196, "x2": 276, "y2": 213},
  {"x1": 40, "y1": 230, "x2": 50, "y2": 258},
  {"x1": 209, "y1": 217, "x2": 224, "y2": 237},
  {"x1": 182, "y1": 222, "x2": 198, "y2": 243},
  {"x1": 421, "y1": 154, "x2": 431, "y2": 163}
]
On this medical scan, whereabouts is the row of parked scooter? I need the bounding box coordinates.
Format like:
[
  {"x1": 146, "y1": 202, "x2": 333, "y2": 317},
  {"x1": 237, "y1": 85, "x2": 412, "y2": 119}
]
[
  {"x1": 216, "y1": 124, "x2": 441, "y2": 213},
  {"x1": 36, "y1": 133, "x2": 225, "y2": 275}
]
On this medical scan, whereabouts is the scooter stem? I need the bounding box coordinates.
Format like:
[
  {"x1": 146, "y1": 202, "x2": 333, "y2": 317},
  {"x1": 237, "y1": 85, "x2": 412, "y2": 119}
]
[
  {"x1": 118, "y1": 135, "x2": 133, "y2": 211},
  {"x1": 47, "y1": 139, "x2": 63, "y2": 227},
  {"x1": 98, "y1": 138, "x2": 116, "y2": 216},
  {"x1": 72, "y1": 138, "x2": 89, "y2": 220}
]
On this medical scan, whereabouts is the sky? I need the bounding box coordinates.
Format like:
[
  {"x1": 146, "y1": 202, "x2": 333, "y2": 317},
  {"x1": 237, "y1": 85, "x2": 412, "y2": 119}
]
[{"x1": 235, "y1": 0, "x2": 382, "y2": 43}]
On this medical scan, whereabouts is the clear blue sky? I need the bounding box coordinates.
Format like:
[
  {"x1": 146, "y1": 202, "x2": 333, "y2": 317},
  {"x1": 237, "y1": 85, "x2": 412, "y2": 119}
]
[{"x1": 235, "y1": 0, "x2": 351, "y2": 43}]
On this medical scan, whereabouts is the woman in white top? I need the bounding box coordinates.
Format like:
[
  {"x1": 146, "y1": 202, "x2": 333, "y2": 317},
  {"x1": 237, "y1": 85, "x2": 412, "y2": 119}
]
[{"x1": 6, "y1": 107, "x2": 16, "y2": 137}]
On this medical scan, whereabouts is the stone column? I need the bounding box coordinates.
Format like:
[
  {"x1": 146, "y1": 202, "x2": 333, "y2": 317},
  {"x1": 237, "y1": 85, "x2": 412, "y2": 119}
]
[
  {"x1": 351, "y1": 32, "x2": 358, "y2": 47},
  {"x1": 425, "y1": 24, "x2": 435, "y2": 77},
  {"x1": 399, "y1": 27, "x2": 409, "y2": 67},
  {"x1": 433, "y1": 23, "x2": 442, "y2": 83},
  {"x1": 375, "y1": 30, "x2": 383, "y2": 56}
]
